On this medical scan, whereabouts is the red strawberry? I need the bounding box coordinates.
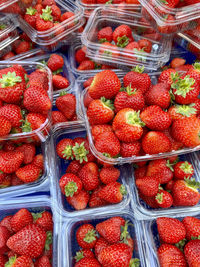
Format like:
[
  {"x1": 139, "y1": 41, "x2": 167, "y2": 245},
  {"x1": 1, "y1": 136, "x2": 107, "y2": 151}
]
[
  {"x1": 120, "y1": 141, "x2": 141, "y2": 157},
  {"x1": 75, "y1": 47, "x2": 88, "y2": 64},
  {"x1": 0, "y1": 255, "x2": 7, "y2": 266},
  {"x1": 32, "y1": 154, "x2": 44, "y2": 170},
  {"x1": 113, "y1": 108, "x2": 144, "y2": 142},
  {"x1": 91, "y1": 125, "x2": 113, "y2": 141},
  {"x1": 11, "y1": 173, "x2": 24, "y2": 186},
  {"x1": 165, "y1": 180, "x2": 175, "y2": 191},
  {"x1": 15, "y1": 143, "x2": 36, "y2": 165},
  {"x1": 5, "y1": 255, "x2": 34, "y2": 267},
  {"x1": 142, "y1": 131, "x2": 172, "y2": 154},
  {"x1": 16, "y1": 164, "x2": 41, "y2": 183},
  {"x1": 10, "y1": 208, "x2": 33, "y2": 232},
  {"x1": 0, "y1": 116, "x2": 11, "y2": 137},
  {"x1": 123, "y1": 41, "x2": 140, "y2": 61},
  {"x1": 55, "y1": 92, "x2": 76, "y2": 120},
  {"x1": 87, "y1": 98, "x2": 114, "y2": 125},
  {"x1": 0, "y1": 216, "x2": 13, "y2": 233},
  {"x1": 35, "y1": 255, "x2": 51, "y2": 267},
  {"x1": 75, "y1": 249, "x2": 95, "y2": 262},
  {"x1": 170, "y1": 58, "x2": 186, "y2": 69},
  {"x1": 42, "y1": 0, "x2": 55, "y2": 6},
  {"x1": 0, "y1": 151, "x2": 24, "y2": 174},
  {"x1": 187, "y1": 62, "x2": 200, "y2": 86},
  {"x1": 155, "y1": 190, "x2": 173, "y2": 208},
  {"x1": 88, "y1": 70, "x2": 121, "y2": 99},
  {"x1": 158, "y1": 244, "x2": 187, "y2": 267},
  {"x1": 60, "y1": 11, "x2": 74, "y2": 23},
  {"x1": 0, "y1": 105, "x2": 22, "y2": 127},
  {"x1": 138, "y1": 38, "x2": 152, "y2": 53},
  {"x1": 0, "y1": 175, "x2": 11, "y2": 188},
  {"x1": 72, "y1": 138, "x2": 95, "y2": 164},
  {"x1": 52, "y1": 111, "x2": 66, "y2": 124},
  {"x1": 23, "y1": 113, "x2": 47, "y2": 132},
  {"x1": 56, "y1": 138, "x2": 74, "y2": 160},
  {"x1": 89, "y1": 186, "x2": 107, "y2": 208},
  {"x1": 182, "y1": 216, "x2": 200, "y2": 240},
  {"x1": 99, "y1": 42, "x2": 120, "y2": 59},
  {"x1": 75, "y1": 257, "x2": 101, "y2": 267},
  {"x1": 35, "y1": 8, "x2": 54, "y2": 31},
  {"x1": 67, "y1": 190, "x2": 90, "y2": 210},
  {"x1": 66, "y1": 160, "x2": 82, "y2": 175},
  {"x1": 184, "y1": 239, "x2": 200, "y2": 267},
  {"x1": 139, "y1": 192, "x2": 160, "y2": 208},
  {"x1": 53, "y1": 75, "x2": 70, "y2": 90},
  {"x1": 174, "y1": 161, "x2": 194, "y2": 180},
  {"x1": 77, "y1": 60, "x2": 95, "y2": 71},
  {"x1": 33, "y1": 211, "x2": 53, "y2": 231},
  {"x1": 94, "y1": 237, "x2": 109, "y2": 258},
  {"x1": 172, "y1": 178, "x2": 200, "y2": 206},
  {"x1": 134, "y1": 166, "x2": 147, "y2": 180},
  {"x1": 136, "y1": 176, "x2": 159, "y2": 197},
  {"x1": 78, "y1": 162, "x2": 100, "y2": 191},
  {"x1": 76, "y1": 224, "x2": 97, "y2": 249},
  {"x1": 59, "y1": 173, "x2": 82, "y2": 197},
  {"x1": 158, "y1": 14, "x2": 177, "y2": 34},
  {"x1": 98, "y1": 182, "x2": 126, "y2": 204},
  {"x1": 98, "y1": 26, "x2": 113, "y2": 43},
  {"x1": 15, "y1": 41, "x2": 31, "y2": 55},
  {"x1": 47, "y1": 53, "x2": 64, "y2": 72},
  {"x1": 168, "y1": 104, "x2": 197, "y2": 120},
  {"x1": 113, "y1": 24, "x2": 133, "y2": 47},
  {"x1": 0, "y1": 225, "x2": 11, "y2": 254},
  {"x1": 163, "y1": 128, "x2": 184, "y2": 151},
  {"x1": 99, "y1": 166, "x2": 120, "y2": 184},
  {"x1": 24, "y1": 7, "x2": 38, "y2": 28},
  {"x1": 1, "y1": 52, "x2": 15, "y2": 60},
  {"x1": 28, "y1": 70, "x2": 48, "y2": 91},
  {"x1": 158, "y1": 68, "x2": 178, "y2": 86},
  {"x1": 51, "y1": 4, "x2": 61, "y2": 21}
]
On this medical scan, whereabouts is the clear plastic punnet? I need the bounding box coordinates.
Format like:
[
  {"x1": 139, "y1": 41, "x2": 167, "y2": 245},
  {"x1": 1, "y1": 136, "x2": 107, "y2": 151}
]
[
  {"x1": 18, "y1": 0, "x2": 85, "y2": 47},
  {"x1": 81, "y1": 7, "x2": 172, "y2": 71},
  {"x1": 50, "y1": 122, "x2": 131, "y2": 217},
  {"x1": 6, "y1": 48, "x2": 45, "y2": 61},
  {"x1": 139, "y1": 0, "x2": 200, "y2": 35},
  {"x1": 0, "y1": 0, "x2": 18, "y2": 11},
  {"x1": 61, "y1": 209, "x2": 148, "y2": 267}
]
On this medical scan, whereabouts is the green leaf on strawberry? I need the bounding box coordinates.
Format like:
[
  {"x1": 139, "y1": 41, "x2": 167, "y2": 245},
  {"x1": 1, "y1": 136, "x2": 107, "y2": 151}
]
[
  {"x1": 171, "y1": 75, "x2": 195, "y2": 98},
  {"x1": 175, "y1": 104, "x2": 197, "y2": 117},
  {"x1": 132, "y1": 65, "x2": 144, "y2": 73},
  {"x1": 62, "y1": 144, "x2": 74, "y2": 160},
  {"x1": 74, "y1": 251, "x2": 84, "y2": 262},
  {"x1": 45, "y1": 231, "x2": 52, "y2": 251},
  {"x1": 52, "y1": 68, "x2": 63, "y2": 75},
  {"x1": 175, "y1": 238, "x2": 187, "y2": 252},
  {"x1": 26, "y1": 7, "x2": 37, "y2": 15},
  {"x1": 40, "y1": 6, "x2": 53, "y2": 22},
  {"x1": 83, "y1": 229, "x2": 97, "y2": 243},
  {"x1": 0, "y1": 72, "x2": 22, "y2": 88},
  {"x1": 72, "y1": 142, "x2": 89, "y2": 164},
  {"x1": 117, "y1": 35, "x2": 130, "y2": 48},
  {"x1": 129, "y1": 258, "x2": 140, "y2": 267},
  {"x1": 64, "y1": 181, "x2": 78, "y2": 197},
  {"x1": 191, "y1": 235, "x2": 200, "y2": 240}
]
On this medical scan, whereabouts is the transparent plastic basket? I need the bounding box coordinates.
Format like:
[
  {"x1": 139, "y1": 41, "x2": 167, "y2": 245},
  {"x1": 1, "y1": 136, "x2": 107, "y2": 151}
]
[
  {"x1": 139, "y1": 0, "x2": 200, "y2": 35},
  {"x1": 61, "y1": 209, "x2": 148, "y2": 267},
  {"x1": 6, "y1": 48, "x2": 45, "y2": 61},
  {"x1": 0, "y1": 0, "x2": 18, "y2": 11},
  {"x1": 18, "y1": 0, "x2": 85, "y2": 46},
  {"x1": 81, "y1": 7, "x2": 172, "y2": 71},
  {"x1": 50, "y1": 122, "x2": 131, "y2": 217},
  {"x1": 0, "y1": 61, "x2": 52, "y2": 142}
]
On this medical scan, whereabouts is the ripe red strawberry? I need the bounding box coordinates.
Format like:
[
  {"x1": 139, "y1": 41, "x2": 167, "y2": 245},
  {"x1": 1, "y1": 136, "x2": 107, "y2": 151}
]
[
  {"x1": 77, "y1": 60, "x2": 95, "y2": 71},
  {"x1": 24, "y1": 7, "x2": 38, "y2": 28},
  {"x1": 163, "y1": 128, "x2": 184, "y2": 151},
  {"x1": 87, "y1": 98, "x2": 114, "y2": 125},
  {"x1": 0, "y1": 215, "x2": 13, "y2": 233},
  {"x1": 28, "y1": 70, "x2": 48, "y2": 91},
  {"x1": 0, "y1": 175, "x2": 11, "y2": 188},
  {"x1": 56, "y1": 138, "x2": 74, "y2": 160},
  {"x1": 171, "y1": 116, "x2": 200, "y2": 147},
  {"x1": 168, "y1": 104, "x2": 197, "y2": 121},
  {"x1": 157, "y1": 217, "x2": 186, "y2": 244},
  {"x1": 32, "y1": 154, "x2": 43, "y2": 170},
  {"x1": 97, "y1": 182, "x2": 126, "y2": 204},
  {"x1": 42, "y1": 0, "x2": 55, "y2": 6},
  {"x1": 172, "y1": 178, "x2": 200, "y2": 206},
  {"x1": 170, "y1": 58, "x2": 186, "y2": 69},
  {"x1": 120, "y1": 141, "x2": 141, "y2": 157},
  {"x1": 98, "y1": 243, "x2": 132, "y2": 267},
  {"x1": 113, "y1": 24, "x2": 133, "y2": 47},
  {"x1": 0, "y1": 151, "x2": 24, "y2": 174},
  {"x1": 174, "y1": 161, "x2": 194, "y2": 180},
  {"x1": 66, "y1": 160, "x2": 82, "y2": 175},
  {"x1": 67, "y1": 189, "x2": 90, "y2": 210},
  {"x1": 0, "y1": 105, "x2": 22, "y2": 127},
  {"x1": 35, "y1": 255, "x2": 51, "y2": 267},
  {"x1": 134, "y1": 166, "x2": 147, "y2": 180},
  {"x1": 60, "y1": 11, "x2": 74, "y2": 23},
  {"x1": 11, "y1": 173, "x2": 24, "y2": 186},
  {"x1": 158, "y1": 244, "x2": 187, "y2": 267},
  {"x1": 75, "y1": 257, "x2": 101, "y2": 267},
  {"x1": 182, "y1": 216, "x2": 200, "y2": 240},
  {"x1": 78, "y1": 162, "x2": 100, "y2": 191},
  {"x1": 89, "y1": 186, "x2": 107, "y2": 208},
  {"x1": 123, "y1": 66, "x2": 151, "y2": 94},
  {"x1": 184, "y1": 239, "x2": 200, "y2": 267},
  {"x1": 155, "y1": 190, "x2": 173, "y2": 208},
  {"x1": 15, "y1": 143, "x2": 36, "y2": 165},
  {"x1": 59, "y1": 173, "x2": 82, "y2": 197},
  {"x1": 76, "y1": 224, "x2": 97, "y2": 249},
  {"x1": 95, "y1": 131, "x2": 121, "y2": 158},
  {"x1": 53, "y1": 75, "x2": 70, "y2": 90},
  {"x1": 114, "y1": 86, "x2": 145, "y2": 113},
  {"x1": 99, "y1": 42, "x2": 120, "y2": 59},
  {"x1": 16, "y1": 164, "x2": 41, "y2": 183},
  {"x1": 75, "y1": 47, "x2": 88, "y2": 64},
  {"x1": 142, "y1": 131, "x2": 172, "y2": 154},
  {"x1": 91, "y1": 125, "x2": 113, "y2": 141},
  {"x1": 138, "y1": 38, "x2": 152, "y2": 53},
  {"x1": 0, "y1": 116, "x2": 11, "y2": 137},
  {"x1": 158, "y1": 68, "x2": 178, "y2": 86},
  {"x1": 139, "y1": 192, "x2": 160, "y2": 208},
  {"x1": 144, "y1": 83, "x2": 171, "y2": 109},
  {"x1": 72, "y1": 138, "x2": 95, "y2": 164},
  {"x1": 75, "y1": 249, "x2": 95, "y2": 262},
  {"x1": 1, "y1": 52, "x2": 15, "y2": 60},
  {"x1": 35, "y1": 8, "x2": 54, "y2": 31},
  {"x1": 51, "y1": 4, "x2": 61, "y2": 21},
  {"x1": 7, "y1": 224, "x2": 46, "y2": 258},
  {"x1": 136, "y1": 176, "x2": 159, "y2": 197},
  {"x1": 5, "y1": 255, "x2": 34, "y2": 267},
  {"x1": 141, "y1": 105, "x2": 172, "y2": 131},
  {"x1": 52, "y1": 111, "x2": 66, "y2": 125},
  {"x1": 47, "y1": 54, "x2": 64, "y2": 72},
  {"x1": 187, "y1": 62, "x2": 200, "y2": 85},
  {"x1": 158, "y1": 14, "x2": 177, "y2": 34},
  {"x1": 99, "y1": 166, "x2": 120, "y2": 184},
  {"x1": 88, "y1": 70, "x2": 121, "y2": 99},
  {"x1": 123, "y1": 41, "x2": 140, "y2": 61},
  {"x1": 94, "y1": 237, "x2": 109, "y2": 258},
  {"x1": 0, "y1": 225, "x2": 11, "y2": 254},
  {"x1": 15, "y1": 41, "x2": 31, "y2": 55},
  {"x1": 33, "y1": 211, "x2": 53, "y2": 231},
  {"x1": 113, "y1": 108, "x2": 144, "y2": 142},
  {"x1": 10, "y1": 208, "x2": 33, "y2": 232},
  {"x1": 23, "y1": 113, "x2": 46, "y2": 132},
  {"x1": 55, "y1": 92, "x2": 76, "y2": 120},
  {"x1": 98, "y1": 26, "x2": 113, "y2": 43}
]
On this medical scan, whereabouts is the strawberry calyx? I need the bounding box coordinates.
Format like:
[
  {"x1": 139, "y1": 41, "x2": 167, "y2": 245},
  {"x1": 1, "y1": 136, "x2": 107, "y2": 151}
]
[
  {"x1": 125, "y1": 111, "x2": 145, "y2": 127},
  {"x1": 26, "y1": 7, "x2": 37, "y2": 15},
  {"x1": 193, "y1": 62, "x2": 200, "y2": 71},
  {"x1": 131, "y1": 65, "x2": 144, "y2": 73},
  {"x1": 101, "y1": 97, "x2": 114, "y2": 110},
  {"x1": 99, "y1": 38, "x2": 109, "y2": 44},
  {"x1": 53, "y1": 68, "x2": 63, "y2": 75},
  {"x1": 175, "y1": 104, "x2": 197, "y2": 117},
  {"x1": 62, "y1": 144, "x2": 74, "y2": 160},
  {"x1": 180, "y1": 161, "x2": 193, "y2": 174},
  {"x1": 171, "y1": 75, "x2": 195, "y2": 98},
  {"x1": 106, "y1": 0, "x2": 112, "y2": 4},
  {"x1": 129, "y1": 258, "x2": 140, "y2": 267},
  {"x1": 184, "y1": 177, "x2": 200, "y2": 190},
  {"x1": 120, "y1": 184, "x2": 127, "y2": 196},
  {"x1": 65, "y1": 181, "x2": 78, "y2": 197},
  {"x1": 121, "y1": 85, "x2": 137, "y2": 96},
  {"x1": 166, "y1": 160, "x2": 174, "y2": 171},
  {"x1": 94, "y1": 62, "x2": 102, "y2": 70},
  {"x1": 102, "y1": 152, "x2": 111, "y2": 158},
  {"x1": 72, "y1": 142, "x2": 89, "y2": 163},
  {"x1": 45, "y1": 231, "x2": 53, "y2": 251},
  {"x1": 21, "y1": 119, "x2": 32, "y2": 132},
  {"x1": 120, "y1": 220, "x2": 132, "y2": 244},
  {"x1": 40, "y1": 6, "x2": 53, "y2": 22},
  {"x1": 59, "y1": 91, "x2": 68, "y2": 97},
  {"x1": 117, "y1": 35, "x2": 130, "y2": 48},
  {"x1": 5, "y1": 256, "x2": 17, "y2": 267},
  {"x1": 175, "y1": 238, "x2": 187, "y2": 252},
  {"x1": 74, "y1": 251, "x2": 84, "y2": 262},
  {"x1": 0, "y1": 72, "x2": 22, "y2": 88},
  {"x1": 170, "y1": 72, "x2": 180, "y2": 83},
  {"x1": 103, "y1": 50, "x2": 112, "y2": 56},
  {"x1": 191, "y1": 235, "x2": 200, "y2": 240},
  {"x1": 0, "y1": 24, "x2": 6, "y2": 30},
  {"x1": 155, "y1": 192, "x2": 164, "y2": 204},
  {"x1": 83, "y1": 229, "x2": 97, "y2": 243},
  {"x1": 31, "y1": 211, "x2": 43, "y2": 221}
]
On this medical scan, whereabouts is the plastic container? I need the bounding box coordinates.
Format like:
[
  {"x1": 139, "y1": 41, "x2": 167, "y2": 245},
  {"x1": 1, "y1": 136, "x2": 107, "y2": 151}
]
[
  {"x1": 0, "y1": 61, "x2": 52, "y2": 142},
  {"x1": 139, "y1": 0, "x2": 200, "y2": 35},
  {"x1": 130, "y1": 152, "x2": 200, "y2": 220},
  {"x1": 62, "y1": 209, "x2": 148, "y2": 267},
  {"x1": 50, "y1": 122, "x2": 131, "y2": 217},
  {"x1": 5, "y1": 48, "x2": 45, "y2": 61},
  {"x1": 18, "y1": 0, "x2": 85, "y2": 47},
  {"x1": 0, "y1": 0, "x2": 18, "y2": 11},
  {"x1": 81, "y1": 7, "x2": 172, "y2": 71}
]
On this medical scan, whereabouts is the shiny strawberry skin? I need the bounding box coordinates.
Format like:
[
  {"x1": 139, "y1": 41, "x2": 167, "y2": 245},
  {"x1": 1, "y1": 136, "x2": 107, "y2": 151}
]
[
  {"x1": 76, "y1": 224, "x2": 97, "y2": 249},
  {"x1": 55, "y1": 93, "x2": 76, "y2": 120},
  {"x1": 67, "y1": 190, "x2": 90, "y2": 210},
  {"x1": 78, "y1": 162, "x2": 100, "y2": 191},
  {"x1": 10, "y1": 208, "x2": 33, "y2": 232},
  {"x1": 0, "y1": 151, "x2": 24, "y2": 174},
  {"x1": 182, "y1": 216, "x2": 200, "y2": 240}
]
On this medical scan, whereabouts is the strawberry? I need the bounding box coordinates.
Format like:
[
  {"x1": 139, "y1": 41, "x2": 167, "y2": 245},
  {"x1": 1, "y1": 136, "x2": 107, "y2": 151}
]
[
  {"x1": 35, "y1": 7, "x2": 54, "y2": 31},
  {"x1": 120, "y1": 141, "x2": 141, "y2": 157},
  {"x1": 136, "y1": 176, "x2": 159, "y2": 197},
  {"x1": 42, "y1": 0, "x2": 55, "y2": 6},
  {"x1": 138, "y1": 39, "x2": 152, "y2": 53},
  {"x1": 56, "y1": 138, "x2": 74, "y2": 160},
  {"x1": 53, "y1": 75, "x2": 69, "y2": 90},
  {"x1": 52, "y1": 111, "x2": 66, "y2": 124},
  {"x1": 0, "y1": 151, "x2": 24, "y2": 174},
  {"x1": 142, "y1": 131, "x2": 172, "y2": 154},
  {"x1": 182, "y1": 216, "x2": 200, "y2": 240},
  {"x1": 10, "y1": 208, "x2": 33, "y2": 232},
  {"x1": 32, "y1": 154, "x2": 44, "y2": 170},
  {"x1": 98, "y1": 243, "x2": 132, "y2": 267},
  {"x1": 5, "y1": 255, "x2": 34, "y2": 267},
  {"x1": 157, "y1": 217, "x2": 186, "y2": 244},
  {"x1": 75, "y1": 257, "x2": 101, "y2": 267},
  {"x1": 134, "y1": 166, "x2": 147, "y2": 180},
  {"x1": 158, "y1": 14, "x2": 177, "y2": 34},
  {"x1": 0, "y1": 215, "x2": 13, "y2": 233},
  {"x1": 165, "y1": 180, "x2": 175, "y2": 191},
  {"x1": 139, "y1": 192, "x2": 160, "y2": 208},
  {"x1": 113, "y1": 108, "x2": 144, "y2": 142},
  {"x1": 89, "y1": 186, "x2": 107, "y2": 208},
  {"x1": 163, "y1": 128, "x2": 184, "y2": 151},
  {"x1": 60, "y1": 11, "x2": 74, "y2": 23},
  {"x1": 15, "y1": 41, "x2": 31, "y2": 55},
  {"x1": 174, "y1": 161, "x2": 194, "y2": 180},
  {"x1": 94, "y1": 237, "x2": 109, "y2": 258},
  {"x1": 98, "y1": 26, "x2": 113, "y2": 43},
  {"x1": 78, "y1": 162, "x2": 100, "y2": 191},
  {"x1": 0, "y1": 175, "x2": 11, "y2": 188},
  {"x1": 51, "y1": 4, "x2": 61, "y2": 21},
  {"x1": 193, "y1": 98, "x2": 200, "y2": 114},
  {"x1": 0, "y1": 255, "x2": 7, "y2": 266},
  {"x1": 99, "y1": 42, "x2": 120, "y2": 59},
  {"x1": 91, "y1": 125, "x2": 113, "y2": 141},
  {"x1": 172, "y1": 178, "x2": 200, "y2": 206},
  {"x1": 67, "y1": 190, "x2": 90, "y2": 210},
  {"x1": 76, "y1": 224, "x2": 97, "y2": 249},
  {"x1": 0, "y1": 225, "x2": 11, "y2": 254},
  {"x1": 66, "y1": 160, "x2": 82, "y2": 175},
  {"x1": 75, "y1": 47, "x2": 88, "y2": 64},
  {"x1": 168, "y1": 104, "x2": 197, "y2": 120},
  {"x1": 77, "y1": 60, "x2": 95, "y2": 71},
  {"x1": 87, "y1": 98, "x2": 114, "y2": 125},
  {"x1": 11, "y1": 173, "x2": 24, "y2": 186},
  {"x1": 28, "y1": 70, "x2": 48, "y2": 91},
  {"x1": 47, "y1": 54, "x2": 64, "y2": 72},
  {"x1": 88, "y1": 70, "x2": 121, "y2": 99},
  {"x1": 170, "y1": 58, "x2": 186, "y2": 69},
  {"x1": 158, "y1": 244, "x2": 187, "y2": 267},
  {"x1": 33, "y1": 211, "x2": 53, "y2": 231},
  {"x1": 158, "y1": 68, "x2": 178, "y2": 86},
  {"x1": 114, "y1": 86, "x2": 145, "y2": 113},
  {"x1": 99, "y1": 166, "x2": 120, "y2": 184},
  {"x1": 161, "y1": 0, "x2": 179, "y2": 8},
  {"x1": 98, "y1": 182, "x2": 126, "y2": 203},
  {"x1": 15, "y1": 143, "x2": 36, "y2": 165},
  {"x1": 171, "y1": 116, "x2": 200, "y2": 147},
  {"x1": 155, "y1": 190, "x2": 173, "y2": 208},
  {"x1": 0, "y1": 116, "x2": 11, "y2": 137},
  {"x1": 72, "y1": 138, "x2": 95, "y2": 164},
  {"x1": 123, "y1": 66, "x2": 151, "y2": 94},
  {"x1": 0, "y1": 105, "x2": 22, "y2": 128},
  {"x1": 141, "y1": 105, "x2": 171, "y2": 131},
  {"x1": 187, "y1": 62, "x2": 200, "y2": 86},
  {"x1": 24, "y1": 7, "x2": 38, "y2": 28},
  {"x1": 124, "y1": 41, "x2": 140, "y2": 61},
  {"x1": 23, "y1": 113, "x2": 46, "y2": 132},
  {"x1": 55, "y1": 92, "x2": 76, "y2": 120},
  {"x1": 35, "y1": 255, "x2": 51, "y2": 267},
  {"x1": 59, "y1": 173, "x2": 82, "y2": 197},
  {"x1": 1, "y1": 52, "x2": 15, "y2": 60},
  {"x1": 113, "y1": 24, "x2": 133, "y2": 47},
  {"x1": 7, "y1": 224, "x2": 46, "y2": 258},
  {"x1": 184, "y1": 239, "x2": 200, "y2": 267},
  {"x1": 75, "y1": 249, "x2": 95, "y2": 262},
  {"x1": 16, "y1": 164, "x2": 41, "y2": 183}
]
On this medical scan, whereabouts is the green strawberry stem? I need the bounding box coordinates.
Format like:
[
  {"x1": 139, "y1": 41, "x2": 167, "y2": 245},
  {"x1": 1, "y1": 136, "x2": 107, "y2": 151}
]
[
  {"x1": 184, "y1": 178, "x2": 200, "y2": 189},
  {"x1": 132, "y1": 65, "x2": 144, "y2": 73},
  {"x1": 191, "y1": 235, "x2": 200, "y2": 240},
  {"x1": 129, "y1": 258, "x2": 140, "y2": 267},
  {"x1": 83, "y1": 229, "x2": 97, "y2": 243},
  {"x1": 72, "y1": 142, "x2": 89, "y2": 164},
  {"x1": 101, "y1": 97, "x2": 114, "y2": 110},
  {"x1": 175, "y1": 239, "x2": 187, "y2": 252},
  {"x1": 31, "y1": 211, "x2": 43, "y2": 221},
  {"x1": 26, "y1": 7, "x2": 37, "y2": 15},
  {"x1": 180, "y1": 161, "x2": 193, "y2": 174},
  {"x1": 0, "y1": 72, "x2": 22, "y2": 88},
  {"x1": 170, "y1": 72, "x2": 180, "y2": 83},
  {"x1": 120, "y1": 220, "x2": 133, "y2": 244},
  {"x1": 120, "y1": 185, "x2": 127, "y2": 196},
  {"x1": 5, "y1": 256, "x2": 17, "y2": 267},
  {"x1": 74, "y1": 251, "x2": 84, "y2": 262},
  {"x1": 166, "y1": 160, "x2": 175, "y2": 171},
  {"x1": 45, "y1": 231, "x2": 53, "y2": 251},
  {"x1": 62, "y1": 145, "x2": 74, "y2": 160},
  {"x1": 21, "y1": 119, "x2": 32, "y2": 133},
  {"x1": 193, "y1": 62, "x2": 200, "y2": 71},
  {"x1": 126, "y1": 111, "x2": 145, "y2": 127},
  {"x1": 117, "y1": 35, "x2": 130, "y2": 48},
  {"x1": 94, "y1": 62, "x2": 102, "y2": 70},
  {"x1": 65, "y1": 181, "x2": 78, "y2": 197},
  {"x1": 59, "y1": 90, "x2": 67, "y2": 96},
  {"x1": 176, "y1": 104, "x2": 197, "y2": 117},
  {"x1": 53, "y1": 68, "x2": 63, "y2": 75},
  {"x1": 171, "y1": 75, "x2": 195, "y2": 98},
  {"x1": 99, "y1": 38, "x2": 109, "y2": 43}
]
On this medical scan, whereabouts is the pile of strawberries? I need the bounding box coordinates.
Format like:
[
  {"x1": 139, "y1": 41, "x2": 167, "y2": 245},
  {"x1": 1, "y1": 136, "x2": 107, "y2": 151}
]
[
  {"x1": 0, "y1": 208, "x2": 53, "y2": 266},
  {"x1": 134, "y1": 157, "x2": 200, "y2": 208},
  {"x1": 84, "y1": 63, "x2": 200, "y2": 159},
  {"x1": 0, "y1": 141, "x2": 44, "y2": 188},
  {"x1": 0, "y1": 64, "x2": 51, "y2": 138},
  {"x1": 156, "y1": 216, "x2": 200, "y2": 267},
  {"x1": 56, "y1": 136, "x2": 126, "y2": 210},
  {"x1": 73, "y1": 216, "x2": 139, "y2": 267}
]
